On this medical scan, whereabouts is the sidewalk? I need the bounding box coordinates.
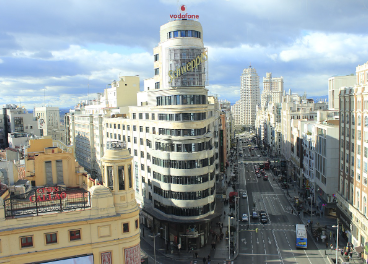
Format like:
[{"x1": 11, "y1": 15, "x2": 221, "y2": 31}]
[{"x1": 278, "y1": 176, "x2": 365, "y2": 264}]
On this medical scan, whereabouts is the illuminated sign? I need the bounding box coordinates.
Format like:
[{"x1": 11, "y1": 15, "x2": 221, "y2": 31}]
[{"x1": 167, "y1": 48, "x2": 208, "y2": 86}]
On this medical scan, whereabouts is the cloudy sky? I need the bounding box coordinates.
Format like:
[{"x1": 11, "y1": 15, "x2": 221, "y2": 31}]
[{"x1": 1, "y1": 0, "x2": 368, "y2": 109}]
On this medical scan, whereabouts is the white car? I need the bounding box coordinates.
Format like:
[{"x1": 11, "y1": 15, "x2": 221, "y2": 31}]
[
  {"x1": 257, "y1": 154, "x2": 261, "y2": 157},
  {"x1": 242, "y1": 214, "x2": 248, "y2": 222},
  {"x1": 242, "y1": 192, "x2": 247, "y2": 198}
]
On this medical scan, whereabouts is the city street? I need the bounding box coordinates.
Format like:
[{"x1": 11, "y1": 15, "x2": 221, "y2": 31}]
[{"x1": 235, "y1": 135, "x2": 328, "y2": 264}]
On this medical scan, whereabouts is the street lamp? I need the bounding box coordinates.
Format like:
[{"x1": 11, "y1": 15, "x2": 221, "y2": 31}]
[
  {"x1": 148, "y1": 232, "x2": 160, "y2": 264},
  {"x1": 228, "y1": 216, "x2": 234, "y2": 260},
  {"x1": 332, "y1": 221, "x2": 339, "y2": 264}
]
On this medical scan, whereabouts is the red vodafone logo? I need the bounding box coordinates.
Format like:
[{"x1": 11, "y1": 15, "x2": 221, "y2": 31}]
[{"x1": 170, "y1": 5, "x2": 199, "y2": 20}]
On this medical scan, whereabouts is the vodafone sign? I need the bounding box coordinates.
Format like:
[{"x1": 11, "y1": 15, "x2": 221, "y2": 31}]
[{"x1": 170, "y1": 5, "x2": 199, "y2": 20}]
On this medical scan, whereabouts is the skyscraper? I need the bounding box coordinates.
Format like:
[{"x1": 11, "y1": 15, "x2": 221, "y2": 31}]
[{"x1": 239, "y1": 66, "x2": 260, "y2": 128}]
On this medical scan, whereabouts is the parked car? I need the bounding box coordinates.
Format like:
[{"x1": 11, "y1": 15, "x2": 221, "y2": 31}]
[{"x1": 242, "y1": 214, "x2": 249, "y2": 222}]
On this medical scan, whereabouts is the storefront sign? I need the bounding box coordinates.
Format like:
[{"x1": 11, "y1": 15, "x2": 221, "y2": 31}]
[{"x1": 168, "y1": 49, "x2": 207, "y2": 83}]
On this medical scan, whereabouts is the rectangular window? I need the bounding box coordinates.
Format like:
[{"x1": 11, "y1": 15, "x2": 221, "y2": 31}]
[
  {"x1": 135, "y1": 219, "x2": 139, "y2": 229},
  {"x1": 133, "y1": 125, "x2": 136, "y2": 131},
  {"x1": 45, "y1": 233, "x2": 57, "y2": 244},
  {"x1": 20, "y1": 236, "x2": 33, "y2": 248},
  {"x1": 118, "y1": 166, "x2": 125, "y2": 190},
  {"x1": 146, "y1": 127, "x2": 149, "y2": 133},
  {"x1": 140, "y1": 126, "x2": 143, "y2": 132},
  {"x1": 123, "y1": 223, "x2": 129, "y2": 233},
  {"x1": 69, "y1": 230, "x2": 81, "y2": 241},
  {"x1": 132, "y1": 114, "x2": 136, "y2": 119},
  {"x1": 139, "y1": 113, "x2": 143, "y2": 119},
  {"x1": 152, "y1": 114, "x2": 155, "y2": 120},
  {"x1": 107, "y1": 166, "x2": 113, "y2": 190},
  {"x1": 154, "y1": 68, "x2": 159, "y2": 75},
  {"x1": 128, "y1": 164, "x2": 132, "y2": 188}
]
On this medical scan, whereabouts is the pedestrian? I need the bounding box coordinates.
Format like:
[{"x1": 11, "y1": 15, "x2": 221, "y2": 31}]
[
  {"x1": 195, "y1": 252, "x2": 198, "y2": 259},
  {"x1": 341, "y1": 249, "x2": 343, "y2": 256},
  {"x1": 208, "y1": 255, "x2": 211, "y2": 262},
  {"x1": 291, "y1": 209, "x2": 293, "y2": 214},
  {"x1": 326, "y1": 242, "x2": 328, "y2": 249},
  {"x1": 203, "y1": 257, "x2": 206, "y2": 264},
  {"x1": 224, "y1": 211, "x2": 226, "y2": 216}
]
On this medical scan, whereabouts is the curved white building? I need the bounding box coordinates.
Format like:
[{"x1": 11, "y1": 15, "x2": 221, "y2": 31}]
[{"x1": 138, "y1": 18, "x2": 220, "y2": 251}]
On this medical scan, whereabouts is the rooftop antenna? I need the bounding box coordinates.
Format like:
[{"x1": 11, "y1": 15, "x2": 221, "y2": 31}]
[{"x1": 44, "y1": 88, "x2": 46, "y2": 106}]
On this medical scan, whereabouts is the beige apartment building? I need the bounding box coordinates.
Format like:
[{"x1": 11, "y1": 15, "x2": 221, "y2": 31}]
[
  {"x1": 0, "y1": 138, "x2": 140, "y2": 263},
  {"x1": 337, "y1": 61, "x2": 368, "y2": 261}
]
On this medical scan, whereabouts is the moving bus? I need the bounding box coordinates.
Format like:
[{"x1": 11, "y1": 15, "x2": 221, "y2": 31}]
[{"x1": 295, "y1": 224, "x2": 307, "y2": 249}]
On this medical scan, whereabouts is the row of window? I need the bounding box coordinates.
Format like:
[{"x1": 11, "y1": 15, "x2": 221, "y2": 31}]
[
  {"x1": 153, "y1": 186, "x2": 215, "y2": 200},
  {"x1": 154, "y1": 140, "x2": 212, "y2": 152},
  {"x1": 152, "y1": 156, "x2": 215, "y2": 169},
  {"x1": 20, "y1": 220, "x2": 139, "y2": 249},
  {"x1": 158, "y1": 127, "x2": 207, "y2": 137},
  {"x1": 152, "y1": 170, "x2": 215, "y2": 184},
  {"x1": 104, "y1": 165, "x2": 132, "y2": 191},
  {"x1": 167, "y1": 30, "x2": 201, "y2": 39},
  {"x1": 158, "y1": 112, "x2": 206, "y2": 121},
  {"x1": 156, "y1": 95, "x2": 207, "y2": 106},
  {"x1": 20, "y1": 229, "x2": 81, "y2": 248},
  {"x1": 154, "y1": 200, "x2": 214, "y2": 217}
]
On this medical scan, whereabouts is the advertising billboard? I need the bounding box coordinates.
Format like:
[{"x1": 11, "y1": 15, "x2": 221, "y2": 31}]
[{"x1": 165, "y1": 47, "x2": 208, "y2": 88}]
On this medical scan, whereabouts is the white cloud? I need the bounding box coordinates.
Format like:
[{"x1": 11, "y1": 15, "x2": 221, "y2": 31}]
[{"x1": 279, "y1": 32, "x2": 368, "y2": 64}]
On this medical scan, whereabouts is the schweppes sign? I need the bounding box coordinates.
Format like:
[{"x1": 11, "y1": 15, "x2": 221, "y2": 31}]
[{"x1": 168, "y1": 49, "x2": 208, "y2": 83}]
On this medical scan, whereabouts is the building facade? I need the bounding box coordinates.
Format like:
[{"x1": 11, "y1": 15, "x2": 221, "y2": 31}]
[
  {"x1": 34, "y1": 106, "x2": 63, "y2": 142},
  {"x1": 0, "y1": 138, "x2": 140, "y2": 264},
  {"x1": 337, "y1": 61, "x2": 368, "y2": 260}
]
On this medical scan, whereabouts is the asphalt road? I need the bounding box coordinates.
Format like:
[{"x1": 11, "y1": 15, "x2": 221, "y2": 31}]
[{"x1": 235, "y1": 138, "x2": 328, "y2": 264}]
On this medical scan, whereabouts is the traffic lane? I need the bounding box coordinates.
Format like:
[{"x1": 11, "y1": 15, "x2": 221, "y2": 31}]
[{"x1": 276, "y1": 230, "x2": 326, "y2": 264}]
